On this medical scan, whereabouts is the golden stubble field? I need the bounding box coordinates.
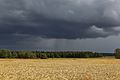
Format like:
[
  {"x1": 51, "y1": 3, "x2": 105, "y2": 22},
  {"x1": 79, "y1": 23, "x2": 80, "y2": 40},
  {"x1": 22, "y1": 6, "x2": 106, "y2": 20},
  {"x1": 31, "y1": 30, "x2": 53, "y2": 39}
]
[{"x1": 0, "y1": 58, "x2": 120, "y2": 80}]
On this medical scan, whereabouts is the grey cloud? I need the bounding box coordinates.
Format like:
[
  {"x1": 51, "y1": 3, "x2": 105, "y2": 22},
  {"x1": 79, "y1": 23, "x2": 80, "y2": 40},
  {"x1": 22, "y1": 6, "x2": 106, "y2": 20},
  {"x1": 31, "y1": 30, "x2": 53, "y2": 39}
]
[
  {"x1": 1, "y1": 0, "x2": 120, "y2": 42},
  {"x1": 1, "y1": 0, "x2": 120, "y2": 52},
  {"x1": 15, "y1": 34, "x2": 120, "y2": 52}
]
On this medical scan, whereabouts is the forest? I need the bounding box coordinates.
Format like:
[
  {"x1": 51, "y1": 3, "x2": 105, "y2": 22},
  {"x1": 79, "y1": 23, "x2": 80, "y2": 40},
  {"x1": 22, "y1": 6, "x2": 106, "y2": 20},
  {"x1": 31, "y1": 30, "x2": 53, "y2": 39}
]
[{"x1": 0, "y1": 49, "x2": 115, "y2": 59}]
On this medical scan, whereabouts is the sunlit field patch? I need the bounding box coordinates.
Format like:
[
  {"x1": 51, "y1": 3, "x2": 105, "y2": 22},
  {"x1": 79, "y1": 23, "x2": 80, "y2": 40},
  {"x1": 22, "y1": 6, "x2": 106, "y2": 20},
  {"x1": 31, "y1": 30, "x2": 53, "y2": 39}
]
[{"x1": 0, "y1": 58, "x2": 120, "y2": 80}]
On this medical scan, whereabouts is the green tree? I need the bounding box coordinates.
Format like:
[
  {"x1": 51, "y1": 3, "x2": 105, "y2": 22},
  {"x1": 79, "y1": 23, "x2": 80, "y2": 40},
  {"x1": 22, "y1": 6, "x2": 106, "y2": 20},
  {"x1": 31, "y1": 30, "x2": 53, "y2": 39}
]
[
  {"x1": 0, "y1": 49, "x2": 11, "y2": 58},
  {"x1": 115, "y1": 48, "x2": 120, "y2": 59}
]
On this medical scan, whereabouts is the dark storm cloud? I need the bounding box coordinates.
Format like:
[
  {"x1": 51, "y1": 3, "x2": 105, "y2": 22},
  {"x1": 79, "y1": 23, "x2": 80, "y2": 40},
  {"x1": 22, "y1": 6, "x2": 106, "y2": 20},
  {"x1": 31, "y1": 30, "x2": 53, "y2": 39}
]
[{"x1": 1, "y1": 0, "x2": 120, "y2": 42}]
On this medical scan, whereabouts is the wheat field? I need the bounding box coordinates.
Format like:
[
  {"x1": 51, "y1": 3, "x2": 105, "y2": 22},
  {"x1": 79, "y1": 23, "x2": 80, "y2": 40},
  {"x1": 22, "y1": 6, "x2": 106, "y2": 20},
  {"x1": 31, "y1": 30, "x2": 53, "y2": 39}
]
[{"x1": 0, "y1": 58, "x2": 120, "y2": 80}]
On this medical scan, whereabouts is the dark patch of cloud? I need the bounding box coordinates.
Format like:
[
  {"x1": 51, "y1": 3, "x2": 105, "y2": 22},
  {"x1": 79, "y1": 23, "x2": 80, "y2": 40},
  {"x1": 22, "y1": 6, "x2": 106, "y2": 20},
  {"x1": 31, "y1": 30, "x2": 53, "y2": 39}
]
[
  {"x1": 0, "y1": 0, "x2": 120, "y2": 50},
  {"x1": 0, "y1": 0, "x2": 120, "y2": 39}
]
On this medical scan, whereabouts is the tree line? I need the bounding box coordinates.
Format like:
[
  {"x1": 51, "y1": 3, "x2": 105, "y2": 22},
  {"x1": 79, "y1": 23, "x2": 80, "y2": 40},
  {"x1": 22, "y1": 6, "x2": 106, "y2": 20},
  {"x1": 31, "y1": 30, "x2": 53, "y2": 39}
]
[{"x1": 0, "y1": 49, "x2": 114, "y2": 59}]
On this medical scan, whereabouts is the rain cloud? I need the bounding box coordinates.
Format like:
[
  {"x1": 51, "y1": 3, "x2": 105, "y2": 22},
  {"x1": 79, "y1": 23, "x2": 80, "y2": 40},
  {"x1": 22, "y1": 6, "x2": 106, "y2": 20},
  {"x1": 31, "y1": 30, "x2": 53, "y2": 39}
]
[{"x1": 0, "y1": 0, "x2": 120, "y2": 51}]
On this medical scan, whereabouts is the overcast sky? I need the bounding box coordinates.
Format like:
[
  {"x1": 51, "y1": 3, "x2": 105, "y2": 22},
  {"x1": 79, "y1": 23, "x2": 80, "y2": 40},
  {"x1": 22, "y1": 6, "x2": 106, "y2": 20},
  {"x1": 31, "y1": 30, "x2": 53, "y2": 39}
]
[{"x1": 0, "y1": 0, "x2": 120, "y2": 52}]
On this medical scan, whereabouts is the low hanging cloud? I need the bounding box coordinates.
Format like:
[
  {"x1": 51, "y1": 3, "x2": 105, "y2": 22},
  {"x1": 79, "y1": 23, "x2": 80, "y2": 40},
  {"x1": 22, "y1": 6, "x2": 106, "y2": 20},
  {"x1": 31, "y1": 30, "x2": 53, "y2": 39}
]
[{"x1": 1, "y1": 0, "x2": 120, "y2": 42}]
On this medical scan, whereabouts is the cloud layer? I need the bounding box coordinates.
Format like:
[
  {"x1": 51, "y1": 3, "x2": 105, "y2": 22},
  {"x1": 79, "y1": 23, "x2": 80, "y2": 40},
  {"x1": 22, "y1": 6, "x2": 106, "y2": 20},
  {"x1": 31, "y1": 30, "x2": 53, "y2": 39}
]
[
  {"x1": 0, "y1": 0, "x2": 120, "y2": 51},
  {"x1": 1, "y1": 0, "x2": 120, "y2": 39}
]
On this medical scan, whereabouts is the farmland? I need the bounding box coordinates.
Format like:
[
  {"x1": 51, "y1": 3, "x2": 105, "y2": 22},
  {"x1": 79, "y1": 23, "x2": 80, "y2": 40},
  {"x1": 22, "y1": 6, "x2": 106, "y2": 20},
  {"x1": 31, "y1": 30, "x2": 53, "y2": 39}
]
[{"x1": 0, "y1": 58, "x2": 120, "y2": 80}]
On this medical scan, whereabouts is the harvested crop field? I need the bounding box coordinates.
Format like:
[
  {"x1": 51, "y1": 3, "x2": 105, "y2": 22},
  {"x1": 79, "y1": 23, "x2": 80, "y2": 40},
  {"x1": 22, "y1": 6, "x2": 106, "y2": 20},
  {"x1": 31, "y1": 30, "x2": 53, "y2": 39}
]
[{"x1": 0, "y1": 58, "x2": 120, "y2": 80}]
